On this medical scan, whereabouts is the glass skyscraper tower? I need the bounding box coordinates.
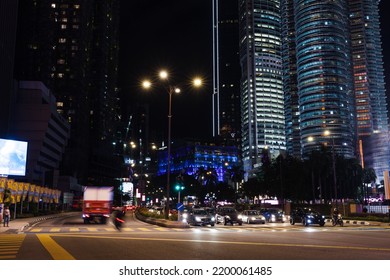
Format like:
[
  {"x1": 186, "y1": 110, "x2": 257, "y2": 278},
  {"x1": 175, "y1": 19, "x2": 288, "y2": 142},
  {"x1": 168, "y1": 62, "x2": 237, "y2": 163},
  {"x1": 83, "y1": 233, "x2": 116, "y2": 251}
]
[
  {"x1": 239, "y1": 0, "x2": 285, "y2": 178},
  {"x1": 212, "y1": 0, "x2": 241, "y2": 146},
  {"x1": 349, "y1": 0, "x2": 389, "y2": 182},
  {"x1": 293, "y1": 0, "x2": 357, "y2": 159}
]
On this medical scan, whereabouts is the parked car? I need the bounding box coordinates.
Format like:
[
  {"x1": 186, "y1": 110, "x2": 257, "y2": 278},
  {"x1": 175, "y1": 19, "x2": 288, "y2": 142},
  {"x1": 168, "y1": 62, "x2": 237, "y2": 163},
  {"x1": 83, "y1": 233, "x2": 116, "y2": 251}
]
[
  {"x1": 215, "y1": 207, "x2": 243, "y2": 226},
  {"x1": 241, "y1": 210, "x2": 266, "y2": 224},
  {"x1": 289, "y1": 208, "x2": 325, "y2": 226},
  {"x1": 260, "y1": 208, "x2": 286, "y2": 222},
  {"x1": 187, "y1": 208, "x2": 215, "y2": 226}
]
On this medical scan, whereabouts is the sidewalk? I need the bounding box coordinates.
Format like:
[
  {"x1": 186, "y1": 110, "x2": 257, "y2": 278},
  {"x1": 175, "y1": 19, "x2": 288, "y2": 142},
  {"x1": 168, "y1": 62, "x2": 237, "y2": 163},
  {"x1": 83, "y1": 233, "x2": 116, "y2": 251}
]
[
  {"x1": 0, "y1": 212, "x2": 77, "y2": 234},
  {"x1": 0, "y1": 216, "x2": 37, "y2": 234}
]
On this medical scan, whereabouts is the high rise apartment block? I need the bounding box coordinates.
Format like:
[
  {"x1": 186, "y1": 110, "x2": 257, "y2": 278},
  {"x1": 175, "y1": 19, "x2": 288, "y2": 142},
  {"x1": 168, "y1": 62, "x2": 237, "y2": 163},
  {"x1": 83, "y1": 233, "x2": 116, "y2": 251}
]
[{"x1": 14, "y1": 0, "x2": 121, "y2": 185}]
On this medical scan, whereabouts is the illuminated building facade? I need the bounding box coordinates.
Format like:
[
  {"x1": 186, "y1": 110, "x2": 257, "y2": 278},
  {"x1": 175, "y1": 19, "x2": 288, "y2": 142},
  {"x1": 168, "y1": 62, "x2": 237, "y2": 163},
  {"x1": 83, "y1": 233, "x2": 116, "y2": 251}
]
[
  {"x1": 281, "y1": 0, "x2": 300, "y2": 158},
  {"x1": 349, "y1": 0, "x2": 390, "y2": 182},
  {"x1": 157, "y1": 140, "x2": 240, "y2": 183},
  {"x1": 293, "y1": 0, "x2": 356, "y2": 159},
  {"x1": 239, "y1": 0, "x2": 285, "y2": 178}
]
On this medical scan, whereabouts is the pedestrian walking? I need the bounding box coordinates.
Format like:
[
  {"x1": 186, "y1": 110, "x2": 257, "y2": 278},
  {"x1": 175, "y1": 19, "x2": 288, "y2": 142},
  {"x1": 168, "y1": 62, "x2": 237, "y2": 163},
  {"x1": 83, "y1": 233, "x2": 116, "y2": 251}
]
[{"x1": 3, "y1": 206, "x2": 10, "y2": 227}]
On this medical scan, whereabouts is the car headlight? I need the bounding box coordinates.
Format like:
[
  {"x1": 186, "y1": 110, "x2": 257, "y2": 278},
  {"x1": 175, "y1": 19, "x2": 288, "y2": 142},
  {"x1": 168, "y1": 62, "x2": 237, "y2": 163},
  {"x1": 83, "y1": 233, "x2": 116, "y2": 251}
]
[
  {"x1": 238, "y1": 215, "x2": 242, "y2": 219},
  {"x1": 226, "y1": 215, "x2": 231, "y2": 219},
  {"x1": 251, "y1": 217, "x2": 256, "y2": 220},
  {"x1": 211, "y1": 217, "x2": 215, "y2": 221},
  {"x1": 182, "y1": 213, "x2": 188, "y2": 219},
  {"x1": 195, "y1": 217, "x2": 201, "y2": 222}
]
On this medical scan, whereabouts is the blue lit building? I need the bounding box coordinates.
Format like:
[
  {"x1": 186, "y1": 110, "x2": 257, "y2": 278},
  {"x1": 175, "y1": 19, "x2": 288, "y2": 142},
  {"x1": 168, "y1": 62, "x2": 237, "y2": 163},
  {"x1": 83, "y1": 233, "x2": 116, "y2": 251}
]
[
  {"x1": 292, "y1": 0, "x2": 357, "y2": 159},
  {"x1": 157, "y1": 140, "x2": 240, "y2": 183},
  {"x1": 281, "y1": 0, "x2": 300, "y2": 158}
]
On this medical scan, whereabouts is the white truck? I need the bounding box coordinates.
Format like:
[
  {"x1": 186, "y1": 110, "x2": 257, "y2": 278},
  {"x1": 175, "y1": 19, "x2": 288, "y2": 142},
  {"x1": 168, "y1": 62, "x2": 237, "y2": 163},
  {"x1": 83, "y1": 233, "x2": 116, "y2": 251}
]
[{"x1": 82, "y1": 186, "x2": 113, "y2": 224}]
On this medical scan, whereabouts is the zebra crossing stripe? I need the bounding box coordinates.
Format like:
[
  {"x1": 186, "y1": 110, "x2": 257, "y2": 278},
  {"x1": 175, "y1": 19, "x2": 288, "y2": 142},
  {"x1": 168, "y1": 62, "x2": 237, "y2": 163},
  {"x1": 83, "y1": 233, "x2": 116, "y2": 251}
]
[
  {"x1": 138, "y1": 228, "x2": 152, "y2": 231},
  {"x1": 0, "y1": 234, "x2": 26, "y2": 259}
]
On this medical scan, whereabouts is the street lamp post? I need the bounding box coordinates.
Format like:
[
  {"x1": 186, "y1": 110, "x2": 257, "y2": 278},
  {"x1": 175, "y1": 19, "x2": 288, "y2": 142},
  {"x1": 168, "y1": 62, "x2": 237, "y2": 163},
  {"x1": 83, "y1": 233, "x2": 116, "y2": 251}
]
[
  {"x1": 165, "y1": 85, "x2": 175, "y2": 219},
  {"x1": 324, "y1": 130, "x2": 337, "y2": 206},
  {"x1": 142, "y1": 70, "x2": 202, "y2": 220}
]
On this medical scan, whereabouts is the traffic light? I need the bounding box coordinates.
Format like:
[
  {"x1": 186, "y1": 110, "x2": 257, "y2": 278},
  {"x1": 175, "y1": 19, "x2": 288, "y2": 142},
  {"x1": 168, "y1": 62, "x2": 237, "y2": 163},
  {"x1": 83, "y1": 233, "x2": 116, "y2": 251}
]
[{"x1": 175, "y1": 184, "x2": 184, "y2": 191}]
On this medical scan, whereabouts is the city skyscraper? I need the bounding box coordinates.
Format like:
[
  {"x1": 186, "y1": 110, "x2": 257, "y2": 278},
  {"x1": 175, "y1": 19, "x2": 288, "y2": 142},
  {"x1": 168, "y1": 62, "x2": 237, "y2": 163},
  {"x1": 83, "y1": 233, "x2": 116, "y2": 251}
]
[
  {"x1": 239, "y1": 0, "x2": 285, "y2": 178},
  {"x1": 281, "y1": 0, "x2": 300, "y2": 158},
  {"x1": 212, "y1": 0, "x2": 241, "y2": 147},
  {"x1": 281, "y1": 0, "x2": 389, "y2": 182},
  {"x1": 349, "y1": 0, "x2": 390, "y2": 182},
  {"x1": 235, "y1": 0, "x2": 390, "y2": 183},
  {"x1": 292, "y1": 0, "x2": 357, "y2": 160},
  {"x1": 14, "y1": 0, "x2": 121, "y2": 185}
]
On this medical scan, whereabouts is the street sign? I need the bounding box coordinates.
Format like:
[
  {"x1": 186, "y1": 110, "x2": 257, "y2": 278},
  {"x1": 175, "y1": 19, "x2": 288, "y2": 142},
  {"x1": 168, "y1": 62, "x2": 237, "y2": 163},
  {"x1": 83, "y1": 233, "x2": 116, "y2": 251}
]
[{"x1": 176, "y1": 202, "x2": 184, "y2": 211}]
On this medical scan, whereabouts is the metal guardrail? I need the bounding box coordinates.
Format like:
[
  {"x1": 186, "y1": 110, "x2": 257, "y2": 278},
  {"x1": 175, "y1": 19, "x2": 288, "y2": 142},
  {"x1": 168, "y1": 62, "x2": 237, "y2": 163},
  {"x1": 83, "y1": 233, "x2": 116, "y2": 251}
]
[{"x1": 365, "y1": 205, "x2": 390, "y2": 214}]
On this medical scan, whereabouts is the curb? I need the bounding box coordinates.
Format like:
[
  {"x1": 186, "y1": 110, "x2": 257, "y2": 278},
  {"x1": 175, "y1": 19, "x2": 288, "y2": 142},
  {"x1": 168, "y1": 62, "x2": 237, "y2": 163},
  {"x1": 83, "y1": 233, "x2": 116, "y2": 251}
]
[
  {"x1": 134, "y1": 210, "x2": 189, "y2": 228},
  {"x1": 325, "y1": 218, "x2": 380, "y2": 226},
  {"x1": 18, "y1": 212, "x2": 78, "y2": 233}
]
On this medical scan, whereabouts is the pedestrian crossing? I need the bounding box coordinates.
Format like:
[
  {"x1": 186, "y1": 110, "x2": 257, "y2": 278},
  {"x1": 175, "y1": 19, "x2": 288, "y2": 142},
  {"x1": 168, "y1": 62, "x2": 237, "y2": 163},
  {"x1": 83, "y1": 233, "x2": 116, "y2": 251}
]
[
  {"x1": 21, "y1": 225, "x2": 358, "y2": 233},
  {"x1": 0, "y1": 234, "x2": 26, "y2": 259},
  {"x1": 26, "y1": 226, "x2": 190, "y2": 233}
]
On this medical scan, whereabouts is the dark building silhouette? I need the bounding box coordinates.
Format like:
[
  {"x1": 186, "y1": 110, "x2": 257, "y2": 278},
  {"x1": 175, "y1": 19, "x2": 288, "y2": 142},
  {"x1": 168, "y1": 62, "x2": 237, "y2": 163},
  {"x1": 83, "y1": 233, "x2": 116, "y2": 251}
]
[
  {"x1": 0, "y1": 0, "x2": 19, "y2": 138},
  {"x1": 212, "y1": 0, "x2": 241, "y2": 147},
  {"x1": 14, "y1": 0, "x2": 121, "y2": 185}
]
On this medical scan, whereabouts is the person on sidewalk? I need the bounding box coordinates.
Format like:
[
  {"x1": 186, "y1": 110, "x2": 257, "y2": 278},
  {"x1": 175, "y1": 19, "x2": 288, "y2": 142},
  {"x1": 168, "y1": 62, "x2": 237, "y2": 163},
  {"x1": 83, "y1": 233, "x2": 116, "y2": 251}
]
[{"x1": 3, "y1": 206, "x2": 10, "y2": 227}]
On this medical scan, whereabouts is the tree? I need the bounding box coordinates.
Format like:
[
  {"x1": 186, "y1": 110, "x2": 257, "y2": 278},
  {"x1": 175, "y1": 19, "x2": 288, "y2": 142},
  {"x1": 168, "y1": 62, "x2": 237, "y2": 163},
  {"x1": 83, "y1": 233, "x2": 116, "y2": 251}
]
[{"x1": 362, "y1": 168, "x2": 376, "y2": 203}]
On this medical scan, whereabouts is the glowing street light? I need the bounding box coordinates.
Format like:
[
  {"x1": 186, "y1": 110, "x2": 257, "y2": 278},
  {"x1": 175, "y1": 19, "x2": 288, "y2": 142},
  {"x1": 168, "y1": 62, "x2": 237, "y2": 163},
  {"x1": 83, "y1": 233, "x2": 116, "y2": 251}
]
[{"x1": 142, "y1": 69, "x2": 203, "y2": 219}]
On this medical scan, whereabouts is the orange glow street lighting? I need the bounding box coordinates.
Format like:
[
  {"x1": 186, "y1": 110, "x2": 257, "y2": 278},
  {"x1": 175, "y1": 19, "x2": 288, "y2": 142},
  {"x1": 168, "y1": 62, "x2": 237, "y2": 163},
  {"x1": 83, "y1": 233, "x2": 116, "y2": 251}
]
[{"x1": 142, "y1": 69, "x2": 202, "y2": 219}]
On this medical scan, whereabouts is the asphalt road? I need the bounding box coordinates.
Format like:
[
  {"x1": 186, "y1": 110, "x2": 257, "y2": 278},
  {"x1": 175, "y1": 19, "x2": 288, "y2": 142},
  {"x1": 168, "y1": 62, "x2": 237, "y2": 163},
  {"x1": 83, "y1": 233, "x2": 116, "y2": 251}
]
[{"x1": 0, "y1": 212, "x2": 389, "y2": 260}]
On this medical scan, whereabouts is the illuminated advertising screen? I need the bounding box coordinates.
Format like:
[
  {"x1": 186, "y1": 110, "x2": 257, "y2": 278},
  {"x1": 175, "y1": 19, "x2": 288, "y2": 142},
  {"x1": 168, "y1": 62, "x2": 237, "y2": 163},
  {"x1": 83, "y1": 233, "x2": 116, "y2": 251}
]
[
  {"x1": 122, "y1": 182, "x2": 133, "y2": 195},
  {"x1": 0, "y1": 138, "x2": 28, "y2": 176}
]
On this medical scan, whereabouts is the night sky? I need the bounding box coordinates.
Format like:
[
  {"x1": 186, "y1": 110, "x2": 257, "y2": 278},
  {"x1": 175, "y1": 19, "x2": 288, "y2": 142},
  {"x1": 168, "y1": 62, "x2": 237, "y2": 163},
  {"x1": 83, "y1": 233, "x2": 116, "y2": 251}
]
[
  {"x1": 118, "y1": 0, "x2": 390, "y2": 141},
  {"x1": 118, "y1": 0, "x2": 213, "y2": 141}
]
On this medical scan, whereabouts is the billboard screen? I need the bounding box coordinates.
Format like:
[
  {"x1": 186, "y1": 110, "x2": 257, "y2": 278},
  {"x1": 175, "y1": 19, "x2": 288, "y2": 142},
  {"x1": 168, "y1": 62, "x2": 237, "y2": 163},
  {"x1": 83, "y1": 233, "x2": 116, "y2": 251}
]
[{"x1": 0, "y1": 138, "x2": 28, "y2": 176}]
